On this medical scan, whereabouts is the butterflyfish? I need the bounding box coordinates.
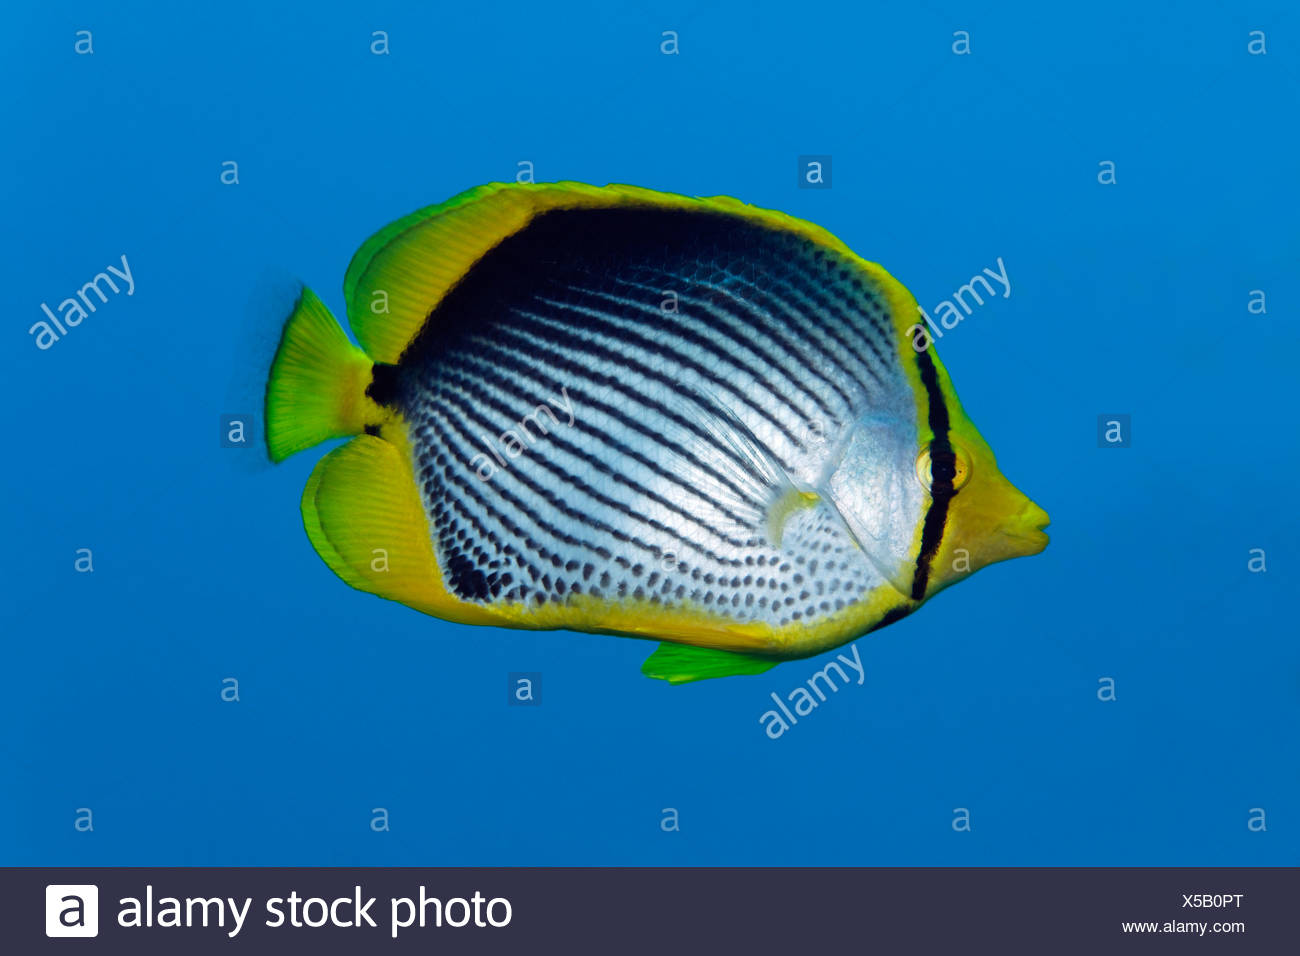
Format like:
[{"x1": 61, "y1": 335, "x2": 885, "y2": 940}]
[{"x1": 264, "y1": 182, "x2": 1049, "y2": 683}]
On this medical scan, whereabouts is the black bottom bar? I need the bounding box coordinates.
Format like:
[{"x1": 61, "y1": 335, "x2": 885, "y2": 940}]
[{"x1": 9, "y1": 867, "x2": 1297, "y2": 954}]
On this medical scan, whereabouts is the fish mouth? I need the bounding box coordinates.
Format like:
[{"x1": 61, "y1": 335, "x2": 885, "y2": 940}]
[
  {"x1": 997, "y1": 506, "x2": 1050, "y2": 553},
  {"x1": 1003, "y1": 527, "x2": 1050, "y2": 550}
]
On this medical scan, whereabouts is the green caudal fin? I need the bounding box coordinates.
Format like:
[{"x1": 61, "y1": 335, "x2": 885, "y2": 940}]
[
  {"x1": 264, "y1": 287, "x2": 375, "y2": 463},
  {"x1": 641, "y1": 642, "x2": 780, "y2": 684}
]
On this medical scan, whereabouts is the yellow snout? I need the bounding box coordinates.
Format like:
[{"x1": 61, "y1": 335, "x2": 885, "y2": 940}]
[{"x1": 925, "y1": 436, "x2": 1048, "y2": 595}]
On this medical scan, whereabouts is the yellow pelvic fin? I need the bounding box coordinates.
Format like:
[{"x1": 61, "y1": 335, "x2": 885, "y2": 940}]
[{"x1": 300, "y1": 434, "x2": 501, "y2": 626}]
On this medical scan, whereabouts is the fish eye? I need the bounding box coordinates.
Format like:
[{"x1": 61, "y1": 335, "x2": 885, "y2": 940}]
[{"x1": 915, "y1": 443, "x2": 970, "y2": 493}]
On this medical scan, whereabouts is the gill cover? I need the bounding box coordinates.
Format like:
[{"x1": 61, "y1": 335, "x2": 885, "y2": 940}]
[{"x1": 820, "y1": 416, "x2": 925, "y2": 595}]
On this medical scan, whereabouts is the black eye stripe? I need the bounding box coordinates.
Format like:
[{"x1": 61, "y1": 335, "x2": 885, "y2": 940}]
[
  {"x1": 929, "y1": 445, "x2": 958, "y2": 484},
  {"x1": 920, "y1": 445, "x2": 959, "y2": 487},
  {"x1": 911, "y1": 352, "x2": 957, "y2": 600}
]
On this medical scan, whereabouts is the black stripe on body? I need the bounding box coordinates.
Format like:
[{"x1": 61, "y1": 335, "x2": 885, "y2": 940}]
[
  {"x1": 909, "y1": 351, "x2": 958, "y2": 600},
  {"x1": 549, "y1": 279, "x2": 826, "y2": 444},
  {"x1": 434, "y1": 365, "x2": 761, "y2": 554},
  {"x1": 770, "y1": 266, "x2": 895, "y2": 389},
  {"x1": 381, "y1": 204, "x2": 911, "y2": 606},
  {"x1": 721, "y1": 269, "x2": 884, "y2": 397},
  {"x1": 698, "y1": 273, "x2": 867, "y2": 411},
  {"x1": 425, "y1": 395, "x2": 671, "y2": 564},
  {"x1": 601, "y1": 270, "x2": 844, "y2": 426},
  {"x1": 419, "y1": 402, "x2": 698, "y2": 604},
  {"x1": 398, "y1": 206, "x2": 897, "y2": 404},
  {"x1": 421, "y1": 406, "x2": 613, "y2": 562},
  {"x1": 457, "y1": 343, "x2": 759, "y2": 530},
  {"x1": 417, "y1": 414, "x2": 568, "y2": 602},
  {"x1": 419, "y1": 391, "x2": 881, "y2": 622},
  {"x1": 520, "y1": 293, "x2": 809, "y2": 455},
  {"x1": 470, "y1": 327, "x2": 768, "y2": 514}
]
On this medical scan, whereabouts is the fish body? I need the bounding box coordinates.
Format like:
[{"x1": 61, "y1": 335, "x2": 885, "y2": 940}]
[{"x1": 265, "y1": 182, "x2": 1048, "y2": 682}]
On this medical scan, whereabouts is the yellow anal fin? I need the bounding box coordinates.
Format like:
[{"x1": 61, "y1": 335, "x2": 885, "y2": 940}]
[{"x1": 301, "y1": 434, "x2": 499, "y2": 626}]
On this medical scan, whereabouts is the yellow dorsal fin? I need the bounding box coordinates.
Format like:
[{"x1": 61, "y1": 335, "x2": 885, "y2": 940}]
[{"x1": 340, "y1": 181, "x2": 872, "y2": 364}]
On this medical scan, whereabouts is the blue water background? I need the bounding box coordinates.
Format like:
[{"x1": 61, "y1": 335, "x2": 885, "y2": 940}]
[{"x1": 3, "y1": 1, "x2": 1296, "y2": 865}]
